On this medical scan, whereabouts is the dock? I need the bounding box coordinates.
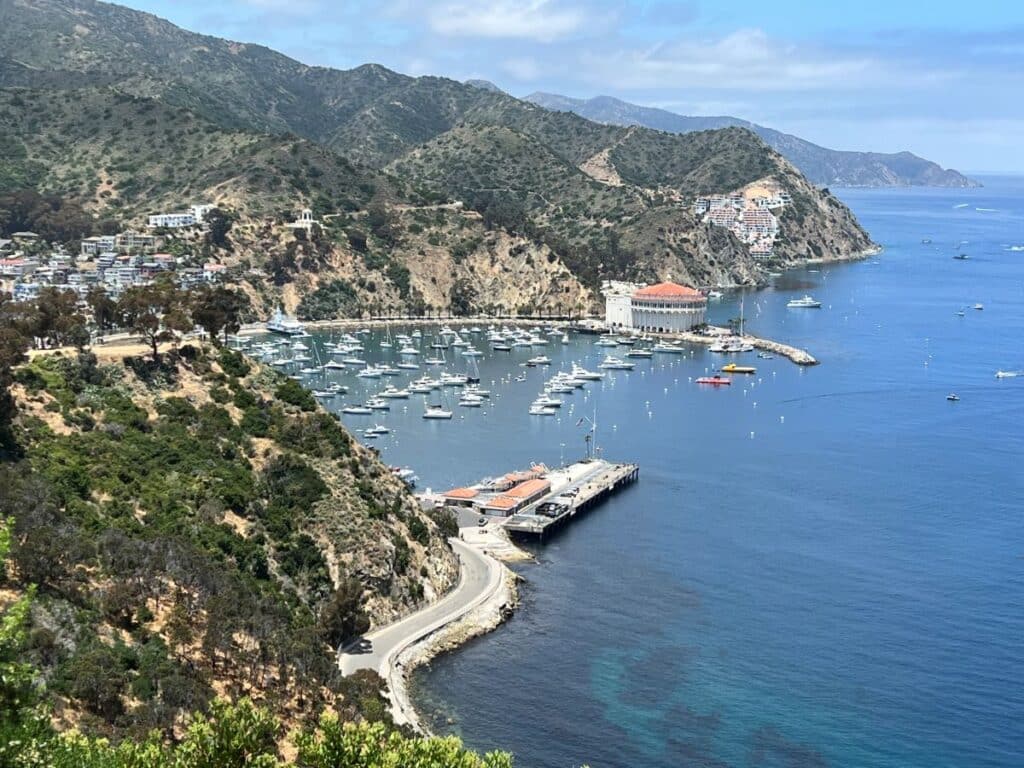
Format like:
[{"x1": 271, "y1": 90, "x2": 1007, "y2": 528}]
[
  {"x1": 504, "y1": 460, "x2": 639, "y2": 540},
  {"x1": 658, "y1": 327, "x2": 818, "y2": 366}
]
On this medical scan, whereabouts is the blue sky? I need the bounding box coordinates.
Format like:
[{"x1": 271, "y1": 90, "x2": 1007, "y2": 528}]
[{"x1": 121, "y1": 0, "x2": 1024, "y2": 172}]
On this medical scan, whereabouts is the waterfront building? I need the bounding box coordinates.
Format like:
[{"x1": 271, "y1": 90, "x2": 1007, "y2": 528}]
[
  {"x1": 629, "y1": 282, "x2": 708, "y2": 333},
  {"x1": 601, "y1": 280, "x2": 644, "y2": 329},
  {"x1": 603, "y1": 280, "x2": 707, "y2": 332}
]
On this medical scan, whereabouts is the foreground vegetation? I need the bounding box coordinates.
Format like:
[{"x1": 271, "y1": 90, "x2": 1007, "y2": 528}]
[{"x1": 1, "y1": 520, "x2": 509, "y2": 767}]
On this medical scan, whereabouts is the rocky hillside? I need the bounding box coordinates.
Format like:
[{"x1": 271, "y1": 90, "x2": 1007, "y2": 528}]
[
  {"x1": 527, "y1": 92, "x2": 979, "y2": 189},
  {"x1": 0, "y1": 0, "x2": 877, "y2": 308},
  {"x1": 2, "y1": 343, "x2": 458, "y2": 739}
]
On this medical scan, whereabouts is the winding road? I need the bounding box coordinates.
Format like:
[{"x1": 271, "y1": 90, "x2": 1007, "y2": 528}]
[{"x1": 339, "y1": 538, "x2": 503, "y2": 725}]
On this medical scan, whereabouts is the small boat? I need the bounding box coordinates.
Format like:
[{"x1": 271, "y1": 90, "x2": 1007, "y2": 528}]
[
  {"x1": 398, "y1": 346, "x2": 419, "y2": 355},
  {"x1": 598, "y1": 355, "x2": 634, "y2": 370},
  {"x1": 921, "y1": 238, "x2": 933, "y2": 244},
  {"x1": 787, "y1": 295, "x2": 822, "y2": 308},
  {"x1": 696, "y1": 375, "x2": 732, "y2": 386},
  {"x1": 973, "y1": 303, "x2": 984, "y2": 310},
  {"x1": 424, "y1": 357, "x2": 446, "y2": 365},
  {"x1": 756, "y1": 352, "x2": 775, "y2": 360},
  {"x1": 533, "y1": 394, "x2": 562, "y2": 408},
  {"x1": 626, "y1": 348, "x2": 654, "y2": 358},
  {"x1": 367, "y1": 398, "x2": 390, "y2": 410},
  {"x1": 312, "y1": 390, "x2": 335, "y2": 399},
  {"x1": 652, "y1": 343, "x2": 685, "y2": 354},
  {"x1": 529, "y1": 405, "x2": 557, "y2": 416},
  {"x1": 493, "y1": 343, "x2": 512, "y2": 351},
  {"x1": 378, "y1": 386, "x2": 410, "y2": 399},
  {"x1": 342, "y1": 405, "x2": 372, "y2": 415},
  {"x1": 707, "y1": 290, "x2": 724, "y2": 300},
  {"x1": 561, "y1": 333, "x2": 570, "y2": 345},
  {"x1": 396, "y1": 362, "x2": 420, "y2": 370},
  {"x1": 366, "y1": 424, "x2": 390, "y2": 435},
  {"x1": 953, "y1": 253, "x2": 969, "y2": 260},
  {"x1": 995, "y1": 370, "x2": 1021, "y2": 379},
  {"x1": 946, "y1": 393, "x2": 960, "y2": 401},
  {"x1": 323, "y1": 360, "x2": 347, "y2": 369},
  {"x1": 458, "y1": 395, "x2": 484, "y2": 408},
  {"x1": 527, "y1": 355, "x2": 552, "y2": 366},
  {"x1": 356, "y1": 367, "x2": 382, "y2": 379},
  {"x1": 423, "y1": 405, "x2": 453, "y2": 419},
  {"x1": 721, "y1": 363, "x2": 756, "y2": 374}
]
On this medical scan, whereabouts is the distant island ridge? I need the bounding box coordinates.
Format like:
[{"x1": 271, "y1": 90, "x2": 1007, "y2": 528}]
[{"x1": 523, "y1": 91, "x2": 980, "y2": 189}]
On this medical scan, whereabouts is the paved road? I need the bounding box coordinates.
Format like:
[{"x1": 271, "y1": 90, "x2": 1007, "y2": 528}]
[{"x1": 339, "y1": 538, "x2": 501, "y2": 678}]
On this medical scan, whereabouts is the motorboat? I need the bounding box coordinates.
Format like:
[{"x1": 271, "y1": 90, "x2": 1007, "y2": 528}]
[
  {"x1": 441, "y1": 372, "x2": 468, "y2": 386},
  {"x1": 946, "y1": 393, "x2": 960, "y2": 401},
  {"x1": 756, "y1": 352, "x2": 775, "y2": 360},
  {"x1": 424, "y1": 356, "x2": 446, "y2": 365},
  {"x1": 707, "y1": 290, "x2": 724, "y2": 300},
  {"x1": 423, "y1": 405, "x2": 453, "y2": 419},
  {"x1": 652, "y1": 343, "x2": 685, "y2": 354},
  {"x1": 323, "y1": 360, "x2": 347, "y2": 369},
  {"x1": 708, "y1": 339, "x2": 729, "y2": 353},
  {"x1": 721, "y1": 363, "x2": 756, "y2": 374},
  {"x1": 996, "y1": 370, "x2": 1021, "y2": 378},
  {"x1": 974, "y1": 303, "x2": 984, "y2": 310},
  {"x1": 398, "y1": 346, "x2": 420, "y2": 355},
  {"x1": 596, "y1": 337, "x2": 619, "y2": 347},
  {"x1": 458, "y1": 394, "x2": 484, "y2": 407},
  {"x1": 787, "y1": 295, "x2": 822, "y2": 308},
  {"x1": 598, "y1": 355, "x2": 634, "y2": 370},
  {"x1": 533, "y1": 394, "x2": 562, "y2": 408},
  {"x1": 365, "y1": 424, "x2": 390, "y2": 436},
  {"x1": 626, "y1": 348, "x2": 653, "y2": 358},
  {"x1": 342, "y1": 405, "x2": 372, "y2": 415},
  {"x1": 571, "y1": 364, "x2": 604, "y2": 381},
  {"x1": 397, "y1": 362, "x2": 419, "y2": 370},
  {"x1": 696, "y1": 375, "x2": 732, "y2": 386},
  {"x1": 492, "y1": 343, "x2": 512, "y2": 352},
  {"x1": 367, "y1": 398, "x2": 390, "y2": 410},
  {"x1": 377, "y1": 365, "x2": 401, "y2": 376},
  {"x1": 378, "y1": 386, "x2": 410, "y2": 399},
  {"x1": 529, "y1": 404, "x2": 557, "y2": 416},
  {"x1": 312, "y1": 390, "x2": 335, "y2": 399},
  {"x1": 527, "y1": 355, "x2": 552, "y2": 366},
  {"x1": 357, "y1": 366, "x2": 382, "y2": 378}
]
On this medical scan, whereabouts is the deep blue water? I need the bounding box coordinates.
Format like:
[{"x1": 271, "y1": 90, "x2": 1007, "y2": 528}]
[{"x1": 294, "y1": 176, "x2": 1024, "y2": 767}]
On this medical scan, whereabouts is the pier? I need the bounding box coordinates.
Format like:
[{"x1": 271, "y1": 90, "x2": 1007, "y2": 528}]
[
  {"x1": 663, "y1": 327, "x2": 818, "y2": 366},
  {"x1": 503, "y1": 460, "x2": 640, "y2": 540}
]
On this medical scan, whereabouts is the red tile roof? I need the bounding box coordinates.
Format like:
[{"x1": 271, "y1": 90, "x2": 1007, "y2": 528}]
[
  {"x1": 483, "y1": 496, "x2": 519, "y2": 510},
  {"x1": 633, "y1": 282, "x2": 704, "y2": 299},
  {"x1": 505, "y1": 478, "x2": 551, "y2": 499},
  {"x1": 443, "y1": 487, "x2": 479, "y2": 500}
]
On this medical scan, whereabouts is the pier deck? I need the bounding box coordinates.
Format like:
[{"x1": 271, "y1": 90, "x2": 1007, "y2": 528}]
[{"x1": 504, "y1": 460, "x2": 639, "y2": 539}]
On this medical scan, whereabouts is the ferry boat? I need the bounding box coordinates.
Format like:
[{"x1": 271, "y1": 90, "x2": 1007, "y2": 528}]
[
  {"x1": 787, "y1": 295, "x2": 822, "y2": 308},
  {"x1": 266, "y1": 307, "x2": 305, "y2": 335},
  {"x1": 721, "y1": 363, "x2": 756, "y2": 374},
  {"x1": 696, "y1": 375, "x2": 732, "y2": 386},
  {"x1": 423, "y1": 405, "x2": 453, "y2": 419}
]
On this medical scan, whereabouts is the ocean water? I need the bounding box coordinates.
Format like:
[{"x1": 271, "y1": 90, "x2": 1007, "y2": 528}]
[{"x1": 293, "y1": 175, "x2": 1024, "y2": 767}]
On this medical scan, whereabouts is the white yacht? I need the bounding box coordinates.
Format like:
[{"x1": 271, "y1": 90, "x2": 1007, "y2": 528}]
[
  {"x1": 378, "y1": 386, "x2": 410, "y2": 399},
  {"x1": 423, "y1": 405, "x2": 453, "y2": 419},
  {"x1": 529, "y1": 404, "x2": 556, "y2": 416},
  {"x1": 598, "y1": 355, "x2": 635, "y2": 370},
  {"x1": 365, "y1": 424, "x2": 390, "y2": 436},
  {"x1": 440, "y1": 372, "x2": 469, "y2": 386},
  {"x1": 458, "y1": 393, "x2": 484, "y2": 407},
  {"x1": 396, "y1": 362, "x2": 420, "y2": 370},
  {"x1": 367, "y1": 398, "x2": 390, "y2": 410},
  {"x1": 527, "y1": 355, "x2": 552, "y2": 366},
  {"x1": 652, "y1": 343, "x2": 685, "y2": 354},
  {"x1": 533, "y1": 393, "x2": 563, "y2": 408},
  {"x1": 571, "y1": 364, "x2": 604, "y2": 381},
  {"x1": 356, "y1": 366, "x2": 382, "y2": 378},
  {"x1": 787, "y1": 295, "x2": 822, "y2": 308},
  {"x1": 398, "y1": 345, "x2": 419, "y2": 356},
  {"x1": 626, "y1": 348, "x2": 654, "y2": 359},
  {"x1": 342, "y1": 405, "x2": 372, "y2": 415}
]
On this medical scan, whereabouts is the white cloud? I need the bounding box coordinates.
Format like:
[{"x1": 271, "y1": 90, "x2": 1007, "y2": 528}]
[
  {"x1": 576, "y1": 28, "x2": 953, "y2": 92},
  {"x1": 426, "y1": 0, "x2": 591, "y2": 42}
]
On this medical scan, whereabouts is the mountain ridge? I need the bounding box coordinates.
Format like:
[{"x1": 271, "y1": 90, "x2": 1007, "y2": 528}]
[{"x1": 526, "y1": 92, "x2": 979, "y2": 189}]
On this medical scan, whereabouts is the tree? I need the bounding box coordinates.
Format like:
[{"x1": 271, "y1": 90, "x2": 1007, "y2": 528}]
[
  {"x1": 117, "y1": 277, "x2": 190, "y2": 361},
  {"x1": 204, "y1": 207, "x2": 234, "y2": 250},
  {"x1": 86, "y1": 286, "x2": 118, "y2": 332},
  {"x1": 318, "y1": 578, "x2": 370, "y2": 649},
  {"x1": 34, "y1": 287, "x2": 88, "y2": 350},
  {"x1": 0, "y1": 293, "x2": 36, "y2": 453},
  {"x1": 191, "y1": 286, "x2": 248, "y2": 344}
]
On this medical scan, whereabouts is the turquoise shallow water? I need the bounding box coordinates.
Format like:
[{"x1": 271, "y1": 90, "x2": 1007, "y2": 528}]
[{"x1": 292, "y1": 176, "x2": 1024, "y2": 767}]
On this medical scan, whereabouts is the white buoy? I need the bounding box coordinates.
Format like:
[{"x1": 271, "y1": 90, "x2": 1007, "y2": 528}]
[
  {"x1": 780, "y1": 416, "x2": 785, "y2": 424},
  {"x1": 750, "y1": 431, "x2": 755, "y2": 439}
]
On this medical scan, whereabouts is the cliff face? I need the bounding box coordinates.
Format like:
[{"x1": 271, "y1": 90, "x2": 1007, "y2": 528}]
[{"x1": 5, "y1": 344, "x2": 457, "y2": 738}]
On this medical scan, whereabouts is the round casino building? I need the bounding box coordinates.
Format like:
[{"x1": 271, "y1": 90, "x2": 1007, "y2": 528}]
[{"x1": 604, "y1": 281, "x2": 707, "y2": 333}]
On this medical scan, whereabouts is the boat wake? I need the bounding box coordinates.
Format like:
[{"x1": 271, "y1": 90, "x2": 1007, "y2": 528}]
[
  {"x1": 953, "y1": 203, "x2": 969, "y2": 209},
  {"x1": 1007, "y1": 245, "x2": 1024, "y2": 252},
  {"x1": 976, "y1": 207, "x2": 998, "y2": 212}
]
